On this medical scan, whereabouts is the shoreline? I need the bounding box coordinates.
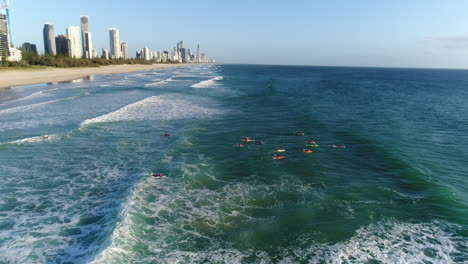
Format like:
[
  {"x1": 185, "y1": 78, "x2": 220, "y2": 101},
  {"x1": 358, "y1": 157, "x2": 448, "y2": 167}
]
[{"x1": 0, "y1": 64, "x2": 189, "y2": 90}]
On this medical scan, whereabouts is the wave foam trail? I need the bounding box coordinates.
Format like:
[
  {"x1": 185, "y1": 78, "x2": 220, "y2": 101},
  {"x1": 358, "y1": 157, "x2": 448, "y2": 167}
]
[
  {"x1": 144, "y1": 77, "x2": 174, "y2": 87},
  {"x1": 191, "y1": 76, "x2": 223, "y2": 88},
  {"x1": 81, "y1": 95, "x2": 220, "y2": 126},
  {"x1": 0, "y1": 96, "x2": 76, "y2": 115},
  {"x1": 8, "y1": 134, "x2": 63, "y2": 145},
  {"x1": 0, "y1": 91, "x2": 50, "y2": 106}
]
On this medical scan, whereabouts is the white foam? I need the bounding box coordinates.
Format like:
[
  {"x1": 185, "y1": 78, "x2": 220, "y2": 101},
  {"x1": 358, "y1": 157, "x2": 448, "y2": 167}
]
[
  {"x1": 191, "y1": 76, "x2": 223, "y2": 88},
  {"x1": 0, "y1": 91, "x2": 50, "y2": 106},
  {"x1": 144, "y1": 77, "x2": 174, "y2": 87},
  {"x1": 7, "y1": 134, "x2": 62, "y2": 145},
  {"x1": 0, "y1": 96, "x2": 76, "y2": 115},
  {"x1": 81, "y1": 95, "x2": 220, "y2": 126}
]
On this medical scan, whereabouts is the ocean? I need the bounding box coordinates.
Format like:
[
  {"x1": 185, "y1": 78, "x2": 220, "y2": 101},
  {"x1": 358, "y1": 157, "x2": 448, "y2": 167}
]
[{"x1": 0, "y1": 64, "x2": 466, "y2": 263}]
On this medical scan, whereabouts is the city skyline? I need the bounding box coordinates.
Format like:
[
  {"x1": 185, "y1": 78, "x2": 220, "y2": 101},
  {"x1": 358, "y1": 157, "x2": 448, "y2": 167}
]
[{"x1": 5, "y1": 0, "x2": 468, "y2": 68}]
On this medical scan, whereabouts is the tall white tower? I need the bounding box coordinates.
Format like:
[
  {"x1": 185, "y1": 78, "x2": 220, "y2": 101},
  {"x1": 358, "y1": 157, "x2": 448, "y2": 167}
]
[
  {"x1": 109, "y1": 28, "x2": 121, "y2": 58},
  {"x1": 66, "y1": 26, "x2": 81, "y2": 58},
  {"x1": 121, "y1": 42, "x2": 128, "y2": 59}
]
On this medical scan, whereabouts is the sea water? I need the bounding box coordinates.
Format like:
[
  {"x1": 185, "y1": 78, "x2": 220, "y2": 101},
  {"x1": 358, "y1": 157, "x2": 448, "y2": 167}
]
[{"x1": 0, "y1": 65, "x2": 466, "y2": 263}]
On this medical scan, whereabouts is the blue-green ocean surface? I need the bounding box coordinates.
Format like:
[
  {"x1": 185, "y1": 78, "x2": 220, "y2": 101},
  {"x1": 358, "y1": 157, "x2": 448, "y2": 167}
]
[{"x1": 0, "y1": 65, "x2": 467, "y2": 263}]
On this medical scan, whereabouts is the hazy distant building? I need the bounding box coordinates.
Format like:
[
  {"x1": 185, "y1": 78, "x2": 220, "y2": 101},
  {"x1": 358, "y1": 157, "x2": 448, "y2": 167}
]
[
  {"x1": 143, "y1": 47, "x2": 150, "y2": 60},
  {"x1": 196, "y1": 44, "x2": 200, "y2": 63},
  {"x1": 80, "y1": 16, "x2": 92, "y2": 58},
  {"x1": 108, "y1": 28, "x2": 121, "y2": 58},
  {"x1": 84, "y1": 32, "x2": 93, "y2": 58},
  {"x1": 162, "y1": 51, "x2": 169, "y2": 63},
  {"x1": 55, "y1": 34, "x2": 70, "y2": 56},
  {"x1": 121, "y1": 42, "x2": 128, "y2": 59},
  {"x1": 135, "y1": 50, "x2": 142, "y2": 59},
  {"x1": 43, "y1": 23, "x2": 56, "y2": 55},
  {"x1": 67, "y1": 26, "x2": 81, "y2": 58},
  {"x1": 21, "y1": 42, "x2": 37, "y2": 54},
  {"x1": 180, "y1": 48, "x2": 186, "y2": 63},
  {"x1": 91, "y1": 49, "x2": 97, "y2": 58},
  {"x1": 102, "y1": 48, "x2": 109, "y2": 60}
]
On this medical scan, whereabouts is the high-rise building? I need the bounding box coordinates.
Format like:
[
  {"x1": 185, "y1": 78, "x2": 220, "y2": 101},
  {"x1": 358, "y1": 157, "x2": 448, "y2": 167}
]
[
  {"x1": 67, "y1": 26, "x2": 81, "y2": 58},
  {"x1": 180, "y1": 48, "x2": 186, "y2": 63},
  {"x1": 0, "y1": 14, "x2": 9, "y2": 57},
  {"x1": 21, "y1": 43, "x2": 37, "y2": 54},
  {"x1": 55, "y1": 34, "x2": 70, "y2": 57},
  {"x1": 108, "y1": 28, "x2": 121, "y2": 58},
  {"x1": 143, "y1": 47, "x2": 150, "y2": 60},
  {"x1": 80, "y1": 16, "x2": 90, "y2": 58},
  {"x1": 196, "y1": 44, "x2": 200, "y2": 63},
  {"x1": 121, "y1": 42, "x2": 128, "y2": 59},
  {"x1": 102, "y1": 48, "x2": 109, "y2": 59},
  {"x1": 43, "y1": 23, "x2": 56, "y2": 55},
  {"x1": 162, "y1": 51, "x2": 169, "y2": 63},
  {"x1": 84, "y1": 32, "x2": 93, "y2": 58},
  {"x1": 91, "y1": 49, "x2": 97, "y2": 58}
]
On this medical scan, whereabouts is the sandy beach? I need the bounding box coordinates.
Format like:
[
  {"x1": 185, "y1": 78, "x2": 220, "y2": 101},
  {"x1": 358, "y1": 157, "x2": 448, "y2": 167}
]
[{"x1": 0, "y1": 64, "x2": 186, "y2": 90}]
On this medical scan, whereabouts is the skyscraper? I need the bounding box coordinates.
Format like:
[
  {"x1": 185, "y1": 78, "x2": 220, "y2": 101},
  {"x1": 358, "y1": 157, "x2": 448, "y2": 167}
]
[
  {"x1": 196, "y1": 44, "x2": 200, "y2": 63},
  {"x1": 80, "y1": 16, "x2": 91, "y2": 58},
  {"x1": 121, "y1": 42, "x2": 128, "y2": 59},
  {"x1": 0, "y1": 14, "x2": 8, "y2": 57},
  {"x1": 43, "y1": 23, "x2": 56, "y2": 55},
  {"x1": 67, "y1": 26, "x2": 81, "y2": 58},
  {"x1": 55, "y1": 34, "x2": 70, "y2": 57},
  {"x1": 84, "y1": 32, "x2": 93, "y2": 58},
  {"x1": 108, "y1": 28, "x2": 121, "y2": 58},
  {"x1": 143, "y1": 47, "x2": 150, "y2": 60},
  {"x1": 21, "y1": 43, "x2": 37, "y2": 54},
  {"x1": 180, "y1": 48, "x2": 186, "y2": 63}
]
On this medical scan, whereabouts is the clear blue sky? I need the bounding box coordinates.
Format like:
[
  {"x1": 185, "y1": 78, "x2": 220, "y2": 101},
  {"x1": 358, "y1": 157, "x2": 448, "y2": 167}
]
[{"x1": 7, "y1": 0, "x2": 468, "y2": 68}]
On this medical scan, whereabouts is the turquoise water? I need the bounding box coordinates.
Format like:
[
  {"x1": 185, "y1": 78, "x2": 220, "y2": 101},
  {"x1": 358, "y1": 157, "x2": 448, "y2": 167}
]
[{"x1": 0, "y1": 65, "x2": 467, "y2": 263}]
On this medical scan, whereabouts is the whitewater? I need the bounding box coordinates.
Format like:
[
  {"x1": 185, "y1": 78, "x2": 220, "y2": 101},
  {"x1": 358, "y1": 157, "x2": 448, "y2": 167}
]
[{"x1": 0, "y1": 64, "x2": 466, "y2": 263}]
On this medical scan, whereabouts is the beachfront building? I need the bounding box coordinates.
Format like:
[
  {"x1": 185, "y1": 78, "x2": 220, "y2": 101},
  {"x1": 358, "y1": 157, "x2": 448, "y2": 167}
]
[
  {"x1": 180, "y1": 48, "x2": 187, "y2": 63},
  {"x1": 108, "y1": 28, "x2": 121, "y2": 59},
  {"x1": 43, "y1": 23, "x2": 56, "y2": 55},
  {"x1": 162, "y1": 51, "x2": 169, "y2": 63},
  {"x1": 143, "y1": 47, "x2": 150, "y2": 60},
  {"x1": 84, "y1": 32, "x2": 93, "y2": 58},
  {"x1": 0, "y1": 32, "x2": 7, "y2": 59},
  {"x1": 66, "y1": 26, "x2": 81, "y2": 58},
  {"x1": 80, "y1": 16, "x2": 92, "y2": 58},
  {"x1": 91, "y1": 49, "x2": 97, "y2": 58},
  {"x1": 196, "y1": 44, "x2": 200, "y2": 62},
  {"x1": 7, "y1": 47, "x2": 21, "y2": 61},
  {"x1": 0, "y1": 14, "x2": 9, "y2": 58},
  {"x1": 121, "y1": 42, "x2": 128, "y2": 59},
  {"x1": 21, "y1": 42, "x2": 37, "y2": 54},
  {"x1": 55, "y1": 34, "x2": 70, "y2": 57},
  {"x1": 102, "y1": 48, "x2": 109, "y2": 60}
]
